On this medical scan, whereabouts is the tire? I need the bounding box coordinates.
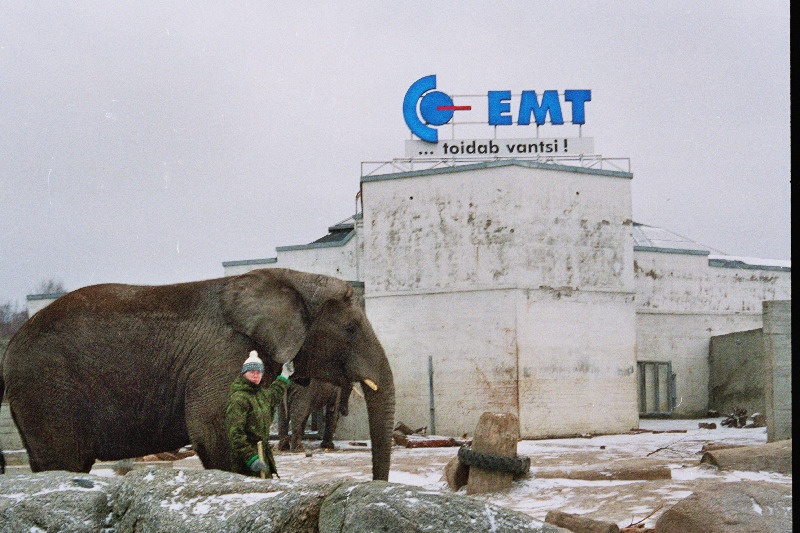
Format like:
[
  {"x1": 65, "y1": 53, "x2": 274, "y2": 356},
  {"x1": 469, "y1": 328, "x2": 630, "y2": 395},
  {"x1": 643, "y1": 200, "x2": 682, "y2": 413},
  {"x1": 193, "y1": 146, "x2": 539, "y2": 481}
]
[{"x1": 457, "y1": 445, "x2": 531, "y2": 476}]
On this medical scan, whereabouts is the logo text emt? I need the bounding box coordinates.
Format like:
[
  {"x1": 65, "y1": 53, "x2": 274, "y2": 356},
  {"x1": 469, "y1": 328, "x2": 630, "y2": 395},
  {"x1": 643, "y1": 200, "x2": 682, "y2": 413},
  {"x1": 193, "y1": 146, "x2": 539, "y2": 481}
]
[
  {"x1": 487, "y1": 89, "x2": 591, "y2": 126},
  {"x1": 403, "y1": 75, "x2": 591, "y2": 143}
]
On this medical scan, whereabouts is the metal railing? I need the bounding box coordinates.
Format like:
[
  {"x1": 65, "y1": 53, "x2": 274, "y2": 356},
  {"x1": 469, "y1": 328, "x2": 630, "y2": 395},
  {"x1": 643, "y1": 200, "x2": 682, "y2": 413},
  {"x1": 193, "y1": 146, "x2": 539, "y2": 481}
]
[{"x1": 361, "y1": 155, "x2": 631, "y2": 177}]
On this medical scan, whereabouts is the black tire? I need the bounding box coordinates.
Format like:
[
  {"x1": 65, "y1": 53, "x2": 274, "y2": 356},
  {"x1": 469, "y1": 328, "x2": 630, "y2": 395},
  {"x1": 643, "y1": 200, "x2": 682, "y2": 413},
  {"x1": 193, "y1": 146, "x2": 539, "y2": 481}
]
[{"x1": 457, "y1": 445, "x2": 530, "y2": 476}]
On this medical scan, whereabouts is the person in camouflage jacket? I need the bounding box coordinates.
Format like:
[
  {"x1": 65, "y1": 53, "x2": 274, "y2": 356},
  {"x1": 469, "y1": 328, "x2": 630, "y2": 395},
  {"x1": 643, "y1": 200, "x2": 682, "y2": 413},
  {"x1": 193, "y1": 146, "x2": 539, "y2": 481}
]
[{"x1": 225, "y1": 350, "x2": 293, "y2": 477}]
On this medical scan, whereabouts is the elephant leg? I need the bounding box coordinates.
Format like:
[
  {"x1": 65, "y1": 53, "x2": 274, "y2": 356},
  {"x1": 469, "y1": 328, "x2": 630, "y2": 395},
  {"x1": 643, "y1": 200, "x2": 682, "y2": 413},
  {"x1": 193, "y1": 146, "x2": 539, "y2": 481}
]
[
  {"x1": 277, "y1": 393, "x2": 290, "y2": 451},
  {"x1": 11, "y1": 395, "x2": 95, "y2": 472},
  {"x1": 186, "y1": 399, "x2": 230, "y2": 471},
  {"x1": 289, "y1": 415, "x2": 307, "y2": 452},
  {"x1": 320, "y1": 389, "x2": 341, "y2": 450},
  {"x1": 288, "y1": 384, "x2": 312, "y2": 452}
]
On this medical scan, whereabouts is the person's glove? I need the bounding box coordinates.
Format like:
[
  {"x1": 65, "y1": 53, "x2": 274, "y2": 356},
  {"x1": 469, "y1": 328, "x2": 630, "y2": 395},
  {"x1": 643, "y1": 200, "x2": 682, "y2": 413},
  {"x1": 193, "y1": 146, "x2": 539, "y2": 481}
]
[
  {"x1": 281, "y1": 361, "x2": 294, "y2": 379},
  {"x1": 249, "y1": 458, "x2": 268, "y2": 473}
]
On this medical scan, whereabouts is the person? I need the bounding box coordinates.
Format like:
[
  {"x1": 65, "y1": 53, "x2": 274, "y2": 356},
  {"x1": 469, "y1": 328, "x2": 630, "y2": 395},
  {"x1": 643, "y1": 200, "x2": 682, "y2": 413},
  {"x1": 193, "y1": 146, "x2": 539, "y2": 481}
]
[{"x1": 225, "y1": 350, "x2": 293, "y2": 478}]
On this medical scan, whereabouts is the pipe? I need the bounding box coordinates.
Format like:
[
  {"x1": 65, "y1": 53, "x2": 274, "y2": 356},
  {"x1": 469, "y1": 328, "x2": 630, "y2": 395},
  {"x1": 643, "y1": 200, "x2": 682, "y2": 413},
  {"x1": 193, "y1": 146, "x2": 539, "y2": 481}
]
[{"x1": 428, "y1": 355, "x2": 436, "y2": 435}]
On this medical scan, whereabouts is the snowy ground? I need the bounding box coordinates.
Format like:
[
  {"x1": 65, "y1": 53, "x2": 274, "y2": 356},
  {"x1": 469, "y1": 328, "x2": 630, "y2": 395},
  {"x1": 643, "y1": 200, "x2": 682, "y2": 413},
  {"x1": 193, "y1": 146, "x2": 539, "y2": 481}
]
[{"x1": 7, "y1": 417, "x2": 790, "y2": 529}]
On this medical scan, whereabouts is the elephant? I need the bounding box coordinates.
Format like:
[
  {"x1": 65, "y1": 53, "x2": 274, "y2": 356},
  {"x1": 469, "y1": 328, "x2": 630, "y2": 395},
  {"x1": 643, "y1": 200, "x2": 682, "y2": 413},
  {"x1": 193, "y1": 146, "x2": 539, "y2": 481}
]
[
  {"x1": 0, "y1": 268, "x2": 395, "y2": 480},
  {"x1": 277, "y1": 378, "x2": 347, "y2": 452}
]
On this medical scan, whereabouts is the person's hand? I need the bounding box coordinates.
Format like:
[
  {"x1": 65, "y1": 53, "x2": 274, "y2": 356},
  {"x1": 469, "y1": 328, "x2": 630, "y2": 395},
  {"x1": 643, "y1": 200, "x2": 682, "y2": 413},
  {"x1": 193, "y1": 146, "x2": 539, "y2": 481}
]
[
  {"x1": 249, "y1": 459, "x2": 268, "y2": 473},
  {"x1": 281, "y1": 361, "x2": 294, "y2": 379}
]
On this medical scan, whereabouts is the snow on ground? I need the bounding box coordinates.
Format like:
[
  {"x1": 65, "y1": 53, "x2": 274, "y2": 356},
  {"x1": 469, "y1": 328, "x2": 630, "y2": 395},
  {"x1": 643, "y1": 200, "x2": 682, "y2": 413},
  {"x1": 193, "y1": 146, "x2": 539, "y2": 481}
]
[
  {"x1": 8, "y1": 417, "x2": 788, "y2": 529},
  {"x1": 255, "y1": 417, "x2": 789, "y2": 528}
]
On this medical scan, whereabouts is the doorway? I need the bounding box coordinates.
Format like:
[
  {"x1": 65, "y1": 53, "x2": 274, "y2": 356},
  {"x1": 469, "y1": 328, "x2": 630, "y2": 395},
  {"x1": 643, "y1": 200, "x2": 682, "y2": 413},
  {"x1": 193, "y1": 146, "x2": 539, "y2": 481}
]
[{"x1": 638, "y1": 361, "x2": 676, "y2": 416}]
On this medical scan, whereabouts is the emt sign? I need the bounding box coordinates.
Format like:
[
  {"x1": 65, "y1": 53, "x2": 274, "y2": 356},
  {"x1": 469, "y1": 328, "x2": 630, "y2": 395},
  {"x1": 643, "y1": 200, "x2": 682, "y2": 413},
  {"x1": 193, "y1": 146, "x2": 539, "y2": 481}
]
[{"x1": 403, "y1": 75, "x2": 594, "y2": 157}]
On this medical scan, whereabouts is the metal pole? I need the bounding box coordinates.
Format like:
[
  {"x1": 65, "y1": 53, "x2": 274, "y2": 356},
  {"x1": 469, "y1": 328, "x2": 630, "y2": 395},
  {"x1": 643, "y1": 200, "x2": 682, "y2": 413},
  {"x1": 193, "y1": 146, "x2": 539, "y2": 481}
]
[{"x1": 428, "y1": 355, "x2": 436, "y2": 435}]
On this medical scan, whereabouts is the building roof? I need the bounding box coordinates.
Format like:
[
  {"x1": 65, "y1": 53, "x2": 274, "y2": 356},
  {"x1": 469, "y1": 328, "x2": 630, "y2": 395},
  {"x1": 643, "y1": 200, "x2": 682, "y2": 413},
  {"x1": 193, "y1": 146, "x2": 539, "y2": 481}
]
[
  {"x1": 276, "y1": 214, "x2": 359, "y2": 252},
  {"x1": 633, "y1": 222, "x2": 790, "y2": 271},
  {"x1": 632, "y1": 222, "x2": 711, "y2": 255}
]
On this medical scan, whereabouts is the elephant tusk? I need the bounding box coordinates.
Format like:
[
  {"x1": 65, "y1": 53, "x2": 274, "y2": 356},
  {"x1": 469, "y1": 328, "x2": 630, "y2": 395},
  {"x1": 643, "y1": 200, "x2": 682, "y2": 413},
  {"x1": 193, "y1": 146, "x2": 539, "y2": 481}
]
[
  {"x1": 352, "y1": 384, "x2": 364, "y2": 398},
  {"x1": 363, "y1": 379, "x2": 378, "y2": 391}
]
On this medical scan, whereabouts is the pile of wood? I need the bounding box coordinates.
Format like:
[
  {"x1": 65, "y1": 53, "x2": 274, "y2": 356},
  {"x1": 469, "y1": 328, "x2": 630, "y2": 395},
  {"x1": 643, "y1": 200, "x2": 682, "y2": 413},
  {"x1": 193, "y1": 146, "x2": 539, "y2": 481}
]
[
  {"x1": 720, "y1": 408, "x2": 766, "y2": 429},
  {"x1": 136, "y1": 447, "x2": 196, "y2": 462},
  {"x1": 392, "y1": 422, "x2": 465, "y2": 448}
]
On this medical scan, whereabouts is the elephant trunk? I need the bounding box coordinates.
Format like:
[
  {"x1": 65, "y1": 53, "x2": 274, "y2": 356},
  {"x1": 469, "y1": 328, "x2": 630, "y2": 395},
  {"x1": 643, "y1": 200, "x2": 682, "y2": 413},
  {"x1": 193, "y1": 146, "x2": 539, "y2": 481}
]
[{"x1": 362, "y1": 375, "x2": 395, "y2": 481}]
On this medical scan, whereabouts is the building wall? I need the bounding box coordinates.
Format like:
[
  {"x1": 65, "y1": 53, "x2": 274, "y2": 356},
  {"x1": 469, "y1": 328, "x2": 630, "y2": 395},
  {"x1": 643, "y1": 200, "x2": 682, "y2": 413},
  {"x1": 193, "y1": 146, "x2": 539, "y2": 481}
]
[
  {"x1": 362, "y1": 162, "x2": 639, "y2": 438},
  {"x1": 517, "y1": 288, "x2": 638, "y2": 437},
  {"x1": 634, "y1": 251, "x2": 791, "y2": 416},
  {"x1": 708, "y1": 328, "x2": 765, "y2": 415},
  {"x1": 275, "y1": 238, "x2": 361, "y2": 281},
  {"x1": 763, "y1": 300, "x2": 791, "y2": 442},
  {"x1": 222, "y1": 238, "x2": 361, "y2": 281},
  {"x1": 25, "y1": 293, "x2": 66, "y2": 316}
]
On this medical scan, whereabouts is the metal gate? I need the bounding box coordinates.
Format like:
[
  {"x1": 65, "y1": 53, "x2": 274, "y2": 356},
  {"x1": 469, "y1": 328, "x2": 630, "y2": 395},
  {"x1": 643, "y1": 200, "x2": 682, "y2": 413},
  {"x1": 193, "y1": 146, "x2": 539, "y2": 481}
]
[{"x1": 638, "y1": 361, "x2": 677, "y2": 416}]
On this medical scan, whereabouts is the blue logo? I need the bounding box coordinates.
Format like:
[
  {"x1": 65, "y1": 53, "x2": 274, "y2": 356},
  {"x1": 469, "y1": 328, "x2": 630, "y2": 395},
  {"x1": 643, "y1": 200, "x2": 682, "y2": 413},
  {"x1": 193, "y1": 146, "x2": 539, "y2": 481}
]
[
  {"x1": 404, "y1": 75, "x2": 591, "y2": 144},
  {"x1": 403, "y1": 75, "x2": 471, "y2": 143}
]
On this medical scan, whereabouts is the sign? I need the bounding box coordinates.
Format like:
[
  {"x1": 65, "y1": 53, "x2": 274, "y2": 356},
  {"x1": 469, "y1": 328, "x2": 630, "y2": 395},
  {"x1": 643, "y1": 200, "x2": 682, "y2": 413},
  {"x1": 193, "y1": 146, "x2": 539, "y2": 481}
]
[
  {"x1": 403, "y1": 75, "x2": 591, "y2": 143},
  {"x1": 405, "y1": 137, "x2": 594, "y2": 158}
]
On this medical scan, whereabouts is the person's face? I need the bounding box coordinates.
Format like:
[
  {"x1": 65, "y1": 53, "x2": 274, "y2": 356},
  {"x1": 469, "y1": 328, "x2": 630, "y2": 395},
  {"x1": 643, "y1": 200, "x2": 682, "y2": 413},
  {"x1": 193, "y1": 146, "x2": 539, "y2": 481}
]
[{"x1": 244, "y1": 370, "x2": 263, "y2": 385}]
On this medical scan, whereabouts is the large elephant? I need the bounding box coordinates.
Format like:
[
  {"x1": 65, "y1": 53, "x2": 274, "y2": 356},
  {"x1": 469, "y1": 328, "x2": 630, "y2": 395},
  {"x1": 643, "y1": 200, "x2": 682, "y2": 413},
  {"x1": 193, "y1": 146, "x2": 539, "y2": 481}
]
[
  {"x1": 0, "y1": 268, "x2": 395, "y2": 480},
  {"x1": 277, "y1": 378, "x2": 347, "y2": 452}
]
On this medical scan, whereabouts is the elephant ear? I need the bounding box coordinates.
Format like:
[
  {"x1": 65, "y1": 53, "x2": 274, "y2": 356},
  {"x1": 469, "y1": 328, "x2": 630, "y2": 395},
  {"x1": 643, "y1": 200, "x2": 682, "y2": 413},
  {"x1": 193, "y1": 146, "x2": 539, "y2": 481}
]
[
  {"x1": 279, "y1": 268, "x2": 352, "y2": 317},
  {"x1": 221, "y1": 269, "x2": 309, "y2": 364}
]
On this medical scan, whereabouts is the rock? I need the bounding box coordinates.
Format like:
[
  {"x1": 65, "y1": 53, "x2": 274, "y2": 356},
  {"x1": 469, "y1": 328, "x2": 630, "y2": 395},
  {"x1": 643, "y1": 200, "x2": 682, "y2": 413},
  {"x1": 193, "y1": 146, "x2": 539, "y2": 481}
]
[
  {"x1": 318, "y1": 480, "x2": 568, "y2": 533},
  {"x1": 654, "y1": 481, "x2": 792, "y2": 532},
  {"x1": 699, "y1": 439, "x2": 792, "y2": 474},
  {"x1": 443, "y1": 455, "x2": 469, "y2": 491},
  {"x1": 110, "y1": 468, "x2": 330, "y2": 532},
  {"x1": 698, "y1": 422, "x2": 717, "y2": 429},
  {"x1": 545, "y1": 510, "x2": 620, "y2": 533},
  {"x1": 0, "y1": 471, "x2": 120, "y2": 532},
  {"x1": 0, "y1": 468, "x2": 571, "y2": 532},
  {"x1": 750, "y1": 413, "x2": 766, "y2": 427},
  {"x1": 699, "y1": 443, "x2": 746, "y2": 453},
  {"x1": 535, "y1": 457, "x2": 671, "y2": 481},
  {"x1": 466, "y1": 411, "x2": 520, "y2": 495},
  {"x1": 536, "y1": 465, "x2": 670, "y2": 482}
]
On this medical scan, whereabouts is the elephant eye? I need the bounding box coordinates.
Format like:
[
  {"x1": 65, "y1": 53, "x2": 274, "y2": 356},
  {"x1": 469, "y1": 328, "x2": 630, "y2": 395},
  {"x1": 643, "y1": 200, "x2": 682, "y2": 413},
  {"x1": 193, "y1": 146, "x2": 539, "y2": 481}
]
[{"x1": 345, "y1": 321, "x2": 358, "y2": 337}]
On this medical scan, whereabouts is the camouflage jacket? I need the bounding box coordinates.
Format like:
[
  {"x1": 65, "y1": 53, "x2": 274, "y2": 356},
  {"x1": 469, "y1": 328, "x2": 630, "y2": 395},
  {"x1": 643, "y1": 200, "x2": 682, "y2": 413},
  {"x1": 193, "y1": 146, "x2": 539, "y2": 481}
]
[{"x1": 225, "y1": 374, "x2": 289, "y2": 476}]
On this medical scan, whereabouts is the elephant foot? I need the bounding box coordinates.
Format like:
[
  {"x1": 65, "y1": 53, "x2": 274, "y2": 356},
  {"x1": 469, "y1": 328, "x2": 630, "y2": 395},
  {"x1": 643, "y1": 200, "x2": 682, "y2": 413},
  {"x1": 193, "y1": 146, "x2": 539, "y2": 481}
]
[
  {"x1": 289, "y1": 440, "x2": 305, "y2": 453},
  {"x1": 320, "y1": 441, "x2": 336, "y2": 451},
  {"x1": 277, "y1": 437, "x2": 290, "y2": 452}
]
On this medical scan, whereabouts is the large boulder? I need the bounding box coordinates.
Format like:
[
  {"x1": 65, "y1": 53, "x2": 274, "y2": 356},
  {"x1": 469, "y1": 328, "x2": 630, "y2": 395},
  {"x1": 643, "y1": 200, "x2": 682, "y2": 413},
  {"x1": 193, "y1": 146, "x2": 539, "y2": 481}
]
[
  {"x1": 110, "y1": 468, "x2": 345, "y2": 533},
  {"x1": 318, "y1": 480, "x2": 566, "y2": 533},
  {"x1": 699, "y1": 439, "x2": 792, "y2": 474},
  {"x1": 654, "y1": 481, "x2": 792, "y2": 532},
  {"x1": 0, "y1": 471, "x2": 119, "y2": 532},
  {"x1": 0, "y1": 468, "x2": 568, "y2": 532}
]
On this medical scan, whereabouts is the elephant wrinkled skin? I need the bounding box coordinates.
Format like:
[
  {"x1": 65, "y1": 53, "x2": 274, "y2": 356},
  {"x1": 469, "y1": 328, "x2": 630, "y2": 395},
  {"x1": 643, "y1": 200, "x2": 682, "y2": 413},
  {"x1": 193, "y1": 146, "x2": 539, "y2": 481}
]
[{"x1": 0, "y1": 268, "x2": 395, "y2": 480}]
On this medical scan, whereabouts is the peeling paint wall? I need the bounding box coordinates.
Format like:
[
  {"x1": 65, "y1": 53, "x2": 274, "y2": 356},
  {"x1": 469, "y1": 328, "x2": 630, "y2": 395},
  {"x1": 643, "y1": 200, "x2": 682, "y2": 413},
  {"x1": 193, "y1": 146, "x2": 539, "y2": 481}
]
[
  {"x1": 516, "y1": 288, "x2": 638, "y2": 437},
  {"x1": 634, "y1": 251, "x2": 791, "y2": 417},
  {"x1": 362, "y1": 163, "x2": 638, "y2": 438}
]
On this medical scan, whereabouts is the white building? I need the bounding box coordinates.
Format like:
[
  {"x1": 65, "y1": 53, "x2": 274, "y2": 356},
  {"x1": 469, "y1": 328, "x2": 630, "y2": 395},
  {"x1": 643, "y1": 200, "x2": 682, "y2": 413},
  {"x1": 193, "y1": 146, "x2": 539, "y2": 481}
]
[
  {"x1": 26, "y1": 159, "x2": 790, "y2": 438},
  {"x1": 221, "y1": 159, "x2": 791, "y2": 436}
]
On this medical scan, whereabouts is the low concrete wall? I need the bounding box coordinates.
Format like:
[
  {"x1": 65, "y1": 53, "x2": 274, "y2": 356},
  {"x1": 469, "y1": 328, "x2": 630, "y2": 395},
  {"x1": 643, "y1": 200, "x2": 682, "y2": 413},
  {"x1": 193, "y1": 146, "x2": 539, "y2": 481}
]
[
  {"x1": 763, "y1": 300, "x2": 791, "y2": 442},
  {"x1": 1, "y1": 400, "x2": 24, "y2": 452},
  {"x1": 708, "y1": 328, "x2": 765, "y2": 415}
]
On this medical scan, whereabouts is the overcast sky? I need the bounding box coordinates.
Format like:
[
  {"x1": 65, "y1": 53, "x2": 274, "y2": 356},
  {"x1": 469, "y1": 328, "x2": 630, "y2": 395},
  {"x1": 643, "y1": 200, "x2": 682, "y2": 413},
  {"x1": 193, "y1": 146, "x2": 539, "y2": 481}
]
[{"x1": 1, "y1": 1, "x2": 791, "y2": 307}]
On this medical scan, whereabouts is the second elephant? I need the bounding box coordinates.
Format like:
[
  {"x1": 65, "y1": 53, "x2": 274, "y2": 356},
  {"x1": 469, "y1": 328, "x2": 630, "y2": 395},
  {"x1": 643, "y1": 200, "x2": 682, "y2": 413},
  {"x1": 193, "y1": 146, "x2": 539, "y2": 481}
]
[{"x1": 277, "y1": 379, "x2": 348, "y2": 452}]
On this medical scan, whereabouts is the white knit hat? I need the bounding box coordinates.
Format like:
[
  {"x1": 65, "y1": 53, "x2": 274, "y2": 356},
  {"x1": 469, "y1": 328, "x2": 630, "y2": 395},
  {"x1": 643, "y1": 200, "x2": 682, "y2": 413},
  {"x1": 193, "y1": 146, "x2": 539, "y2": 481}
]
[{"x1": 241, "y1": 350, "x2": 265, "y2": 373}]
